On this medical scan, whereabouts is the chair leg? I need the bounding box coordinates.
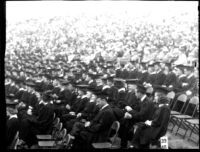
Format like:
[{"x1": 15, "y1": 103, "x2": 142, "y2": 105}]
[
  {"x1": 169, "y1": 118, "x2": 175, "y2": 132},
  {"x1": 183, "y1": 127, "x2": 189, "y2": 139},
  {"x1": 175, "y1": 119, "x2": 183, "y2": 136},
  {"x1": 188, "y1": 125, "x2": 195, "y2": 141}
]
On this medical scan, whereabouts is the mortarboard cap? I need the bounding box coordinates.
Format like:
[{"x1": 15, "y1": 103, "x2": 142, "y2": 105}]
[
  {"x1": 136, "y1": 84, "x2": 146, "y2": 94},
  {"x1": 154, "y1": 85, "x2": 169, "y2": 94},
  {"x1": 126, "y1": 79, "x2": 138, "y2": 84}
]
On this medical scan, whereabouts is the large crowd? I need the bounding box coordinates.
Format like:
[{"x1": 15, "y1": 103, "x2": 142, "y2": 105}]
[{"x1": 5, "y1": 11, "x2": 199, "y2": 149}]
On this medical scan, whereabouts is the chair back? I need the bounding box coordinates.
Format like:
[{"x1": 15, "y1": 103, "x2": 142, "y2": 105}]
[
  {"x1": 9, "y1": 131, "x2": 19, "y2": 149},
  {"x1": 109, "y1": 121, "x2": 120, "y2": 147},
  {"x1": 184, "y1": 96, "x2": 199, "y2": 117},
  {"x1": 172, "y1": 94, "x2": 187, "y2": 114},
  {"x1": 167, "y1": 91, "x2": 175, "y2": 107}
]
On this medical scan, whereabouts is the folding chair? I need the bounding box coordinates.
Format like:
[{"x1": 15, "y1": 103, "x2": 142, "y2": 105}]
[
  {"x1": 170, "y1": 94, "x2": 188, "y2": 115},
  {"x1": 184, "y1": 118, "x2": 199, "y2": 145},
  {"x1": 9, "y1": 131, "x2": 19, "y2": 149},
  {"x1": 37, "y1": 119, "x2": 61, "y2": 140},
  {"x1": 169, "y1": 94, "x2": 188, "y2": 132},
  {"x1": 92, "y1": 121, "x2": 120, "y2": 149},
  {"x1": 171, "y1": 96, "x2": 199, "y2": 137},
  {"x1": 38, "y1": 128, "x2": 67, "y2": 149},
  {"x1": 167, "y1": 91, "x2": 175, "y2": 108}
]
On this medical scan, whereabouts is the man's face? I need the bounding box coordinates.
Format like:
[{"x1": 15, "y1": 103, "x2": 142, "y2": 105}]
[
  {"x1": 154, "y1": 92, "x2": 164, "y2": 103},
  {"x1": 154, "y1": 65, "x2": 159, "y2": 71},
  {"x1": 128, "y1": 84, "x2": 136, "y2": 91},
  {"x1": 107, "y1": 80, "x2": 113, "y2": 86},
  {"x1": 96, "y1": 98, "x2": 103, "y2": 108},
  {"x1": 86, "y1": 91, "x2": 92, "y2": 99},
  {"x1": 90, "y1": 94, "x2": 97, "y2": 102}
]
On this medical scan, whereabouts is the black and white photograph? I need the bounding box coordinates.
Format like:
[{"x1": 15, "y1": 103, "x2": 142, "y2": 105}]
[{"x1": 5, "y1": 0, "x2": 199, "y2": 149}]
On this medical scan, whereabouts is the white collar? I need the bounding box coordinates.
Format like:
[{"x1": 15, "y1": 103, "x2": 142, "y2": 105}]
[
  {"x1": 142, "y1": 70, "x2": 147, "y2": 73},
  {"x1": 19, "y1": 88, "x2": 25, "y2": 91},
  {"x1": 187, "y1": 73, "x2": 194, "y2": 79},
  {"x1": 179, "y1": 74, "x2": 186, "y2": 78},
  {"x1": 81, "y1": 95, "x2": 87, "y2": 99},
  {"x1": 102, "y1": 85, "x2": 110, "y2": 90},
  {"x1": 100, "y1": 104, "x2": 109, "y2": 111},
  {"x1": 156, "y1": 70, "x2": 161, "y2": 74},
  {"x1": 151, "y1": 71, "x2": 156, "y2": 74},
  {"x1": 159, "y1": 104, "x2": 169, "y2": 107},
  {"x1": 9, "y1": 114, "x2": 17, "y2": 120},
  {"x1": 88, "y1": 80, "x2": 93, "y2": 84},
  {"x1": 141, "y1": 95, "x2": 147, "y2": 102},
  {"x1": 118, "y1": 88, "x2": 126, "y2": 92}
]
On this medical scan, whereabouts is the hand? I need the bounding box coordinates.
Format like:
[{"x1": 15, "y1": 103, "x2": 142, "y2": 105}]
[
  {"x1": 125, "y1": 106, "x2": 133, "y2": 112},
  {"x1": 27, "y1": 109, "x2": 32, "y2": 115},
  {"x1": 84, "y1": 121, "x2": 91, "y2": 127},
  {"x1": 124, "y1": 112, "x2": 132, "y2": 119},
  {"x1": 182, "y1": 83, "x2": 188, "y2": 87},
  {"x1": 77, "y1": 113, "x2": 82, "y2": 118},
  {"x1": 186, "y1": 90, "x2": 192, "y2": 96},
  {"x1": 56, "y1": 100, "x2": 61, "y2": 103},
  {"x1": 169, "y1": 85, "x2": 173, "y2": 88},
  {"x1": 145, "y1": 120, "x2": 152, "y2": 126},
  {"x1": 66, "y1": 104, "x2": 71, "y2": 110},
  {"x1": 69, "y1": 112, "x2": 75, "y2": 116}
]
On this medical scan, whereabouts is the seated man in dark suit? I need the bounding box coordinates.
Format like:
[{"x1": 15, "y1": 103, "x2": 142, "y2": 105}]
[
  {"x1": 19, "y1": 92, "x2": 54, "y2": 147},
  {"x1": 131, "y1": 96, "x2": 170, "y2": 149},
  {"x1": 118, "y1": 84, "x2": 155, "y2": 149},
  {"x1": 6, "y1": 99, "x2": 20, "y2": 149},
  {"x1": 65, "y1": 92, "x2": 116, "y2": 149}
]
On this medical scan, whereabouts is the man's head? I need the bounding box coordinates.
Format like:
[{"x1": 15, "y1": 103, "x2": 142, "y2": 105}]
[
  {"x1": 184, "y1": 66, "x2": 194, "y2": 76},
  {"x1": 107, "y1": 76, "x2": 114, "y2": 86},
  {"x1": 96, "y1": 94, "x2": 107, "y2": 108},
  {"x1": 154, "y1": 62, "x2": 161, "y2": 71},
  {"x1": 126, "y1": 79, "x2": 138, "y2": 91},
  {"x1": 135, "y1": 84, "x2": 146, "y2": 99},
  {"x1": 6, "y1": 99, "x2": 18, "y2": 116},
  {"x1": 153, "y1": 85, "x2": 169, "y2": 103}
]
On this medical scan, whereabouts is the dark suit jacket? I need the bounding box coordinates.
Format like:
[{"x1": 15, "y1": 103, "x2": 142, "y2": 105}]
[
  {"x1": 87, "y1": 105, "x2": 116, "y2": 142},
  {"x1": 146, "y1": 73, "x2": 156, "y2": 85},
  {"x1": 7, "y1": 117, "x2": 19, "y2": 148},
  {"x1": 81, "y1": 102, "x2": 98, "y2": 121},
  {"x1": 139, "y1": 71, "x2": 149, "y2": 84},
  {"x1": 129, "y1": 97, "x2": 155, "y2": 122},
  {"x1": 107, "y1": 86, "x2": 118, "y2": 106},
  {"x1": 28, "y1": 103, "x2": 54, "y2": 134},
  {"x1": 138, "y1": 105, "x2": 170, "y2": 145},
  {"x1": 163, "y1": 71, "x2": 177, "y2": 87}
]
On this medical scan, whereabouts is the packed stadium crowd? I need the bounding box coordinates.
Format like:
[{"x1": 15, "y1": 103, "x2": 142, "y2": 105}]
[{"x1": 5, "y1": 11, "x2": 199, "y2": 149}]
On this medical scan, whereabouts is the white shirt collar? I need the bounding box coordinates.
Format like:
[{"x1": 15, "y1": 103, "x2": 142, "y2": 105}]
[
  {"x1": 81, "y1": 95, "x2": 87, "y2": 99},
  {"x1": 156, "y1": 69, "x2": 161, "y2": 74},
  {"x1": 118, "y1": 88, "x2": 126, "y2": 92},
  {"x1": 141, "y1": 94, "x2": 147, "y2": 102},
  {"x1": 102, "y1": 85, "x2": 110, "y2": 90},
  {"x1": 179, "y1": 74, "x2": 186, "y2": 78},
  {"x1": 88, "y1": 80, "x2": 93, "y2": 84},
  {"x1": 100, "y1": 104, "x2": 109, "y2": 111},
  {"x1": 9, "y1": 114, "x2": 17, "y2": 120},
  {"x1": 187, "y1": 73, "x2": 194, "y2": 79},
  {"x1": 159, "y1": 104, "x2": 169, "y2": 107}
]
